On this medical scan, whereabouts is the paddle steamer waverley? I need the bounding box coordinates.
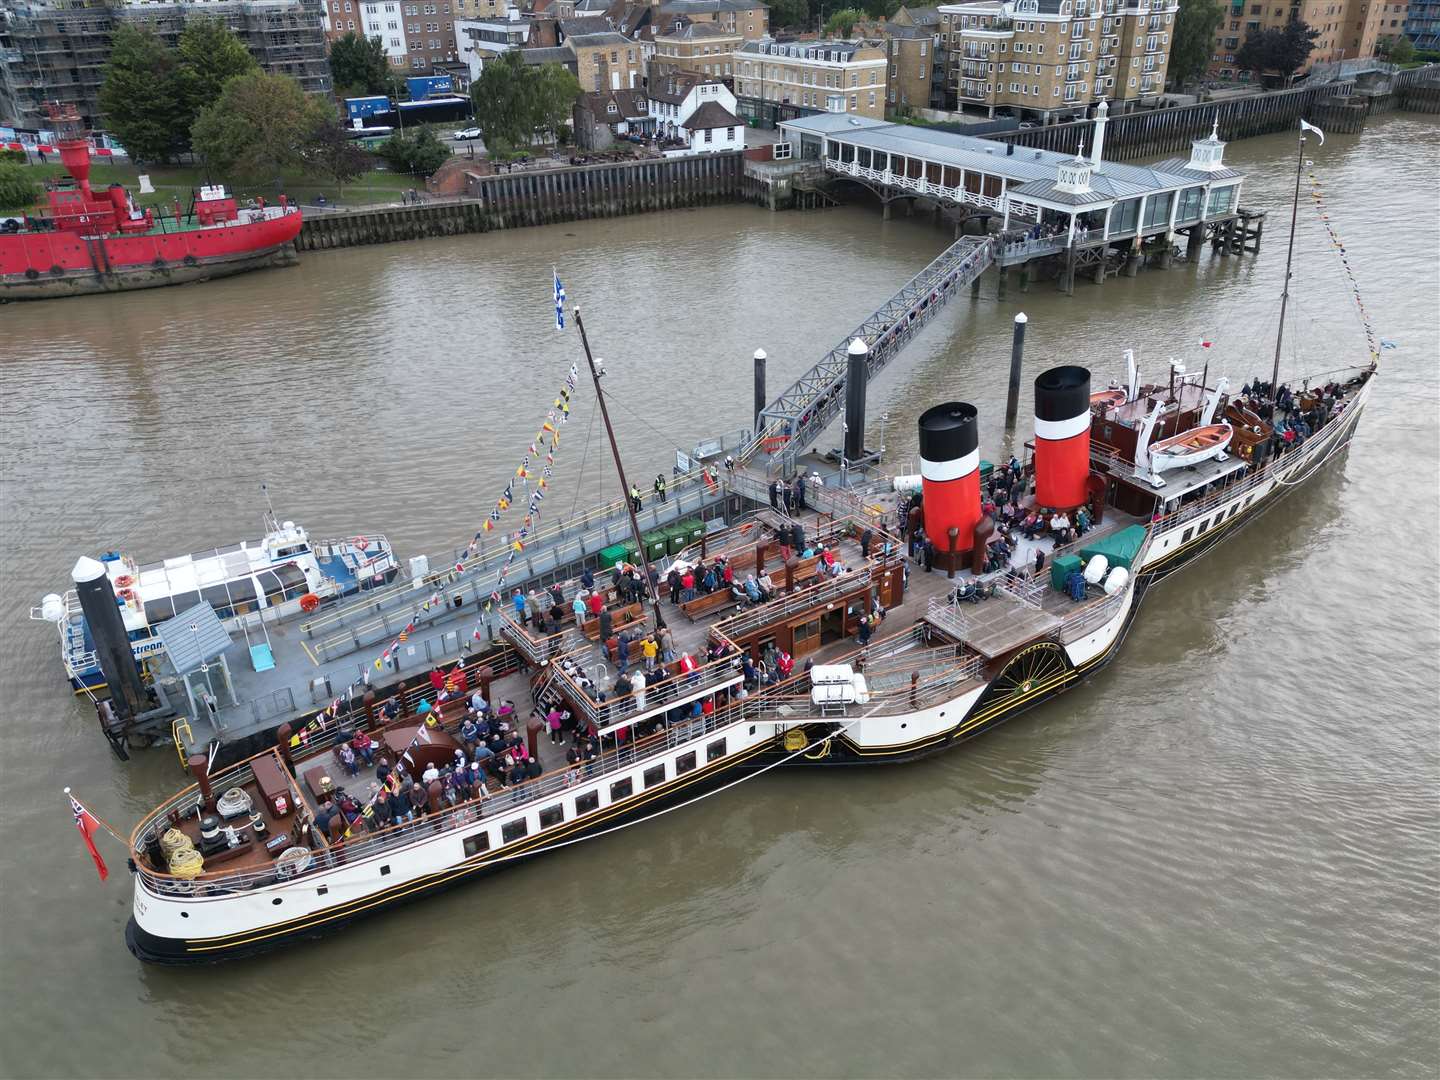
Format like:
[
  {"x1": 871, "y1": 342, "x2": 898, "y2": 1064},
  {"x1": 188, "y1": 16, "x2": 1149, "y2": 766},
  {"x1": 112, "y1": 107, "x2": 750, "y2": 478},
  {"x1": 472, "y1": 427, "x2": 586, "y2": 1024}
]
[{"x1": 117, "y1": 125, "x2": 1376, "y2": 963}]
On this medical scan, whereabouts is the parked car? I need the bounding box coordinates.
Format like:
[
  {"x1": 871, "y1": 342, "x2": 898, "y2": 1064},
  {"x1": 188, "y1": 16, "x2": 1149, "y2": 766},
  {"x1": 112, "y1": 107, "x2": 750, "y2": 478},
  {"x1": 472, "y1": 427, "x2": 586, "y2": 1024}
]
[{"x1": 453, "y1": 127, "x2": 483, "y2": 141}]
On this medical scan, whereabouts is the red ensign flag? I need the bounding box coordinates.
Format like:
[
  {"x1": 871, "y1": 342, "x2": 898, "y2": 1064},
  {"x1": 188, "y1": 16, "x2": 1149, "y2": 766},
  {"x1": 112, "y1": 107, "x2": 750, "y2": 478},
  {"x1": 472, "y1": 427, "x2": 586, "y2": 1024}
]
[{"x1": 68, "y1": 791, "x2": 109, "y2": 882}]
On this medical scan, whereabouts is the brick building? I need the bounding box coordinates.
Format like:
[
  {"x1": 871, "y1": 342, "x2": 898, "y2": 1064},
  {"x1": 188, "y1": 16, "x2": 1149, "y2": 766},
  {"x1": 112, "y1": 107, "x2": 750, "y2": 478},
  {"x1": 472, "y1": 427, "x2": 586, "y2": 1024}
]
[
  {"x1": 651, "y1": 22, "x2": 743, "y2": 78},
  {"x1": 735, "y1": 37, "x2": 888, "y2": 125},
  {"x1": 566, "y1": 30, "x2": 645, "y2": 89},
  {"x1": 938, "y1": 0, "x2": 1173, "y2": 124},
  {"x1": 1208, "y1": 0, "x2": 1389, "y2": 83}
]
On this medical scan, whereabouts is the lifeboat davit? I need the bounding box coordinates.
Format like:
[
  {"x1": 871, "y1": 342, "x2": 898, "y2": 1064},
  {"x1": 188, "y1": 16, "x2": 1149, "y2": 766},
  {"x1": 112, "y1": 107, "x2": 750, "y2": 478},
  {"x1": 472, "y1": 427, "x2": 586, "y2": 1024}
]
[{"x1": 1150, "y1": 423, "x2": 1233, "y2": 467}]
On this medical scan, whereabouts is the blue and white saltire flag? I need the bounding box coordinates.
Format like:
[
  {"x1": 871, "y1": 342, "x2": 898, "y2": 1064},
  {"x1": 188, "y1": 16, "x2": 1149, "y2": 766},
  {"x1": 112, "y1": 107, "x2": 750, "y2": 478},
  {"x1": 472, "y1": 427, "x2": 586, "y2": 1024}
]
[
  {"x1": 1299, "y1": 119, "x2": 1325, "y2": 145},
  {"x1": 553, "y1": 269, "x2": 566, "y2": 331}
]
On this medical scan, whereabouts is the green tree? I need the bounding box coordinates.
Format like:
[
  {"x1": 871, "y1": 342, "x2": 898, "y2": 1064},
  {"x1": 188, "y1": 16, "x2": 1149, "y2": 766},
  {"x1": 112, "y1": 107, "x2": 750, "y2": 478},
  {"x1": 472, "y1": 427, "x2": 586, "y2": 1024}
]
[
  {"x1": 0, "y1": 162, "x2": 40, "y2": 212},
  {"x1": 175, "y1": 16, "x2": 259, "y2": 136},
  {"x1": 529, "y1": 62, "x2": 582, "y2": 142},
  {"x1": 471, "y1": 53, "x2": 579, "y2": 152},
  {"x1": 860, "y1": 0, "x2": 900, "y2": 19},
  {"x1": 1382, "y1": 35, "x2": 1415, "y2": 63},
  {"x1": 305, "y1": 118, "x2": 371, "y2": 194},
  {"x1": 769, "y1": 0, "x2": 811, "y2": 29},
  {"x1": 472, "y1": 51, "x2": 537, "y2": 151},
  {"x1": 98, "y1": 25, "x2": 187, "y2": 164},
  {"x1": 192, "y1": 71, "x2": 330, "y2": 181},
  {"x1": 1168, "y1": 0, "x2": 1224, "y2": 88},
  {"x1": 825, "y1": 7, "x2": 865, "y2": 36},
  {"x1": 1237, "y1": 19, "x2": 1319, "y2": 84},
  {"x1": 329, "y1": 31, "x2": 393, "y2": 96},
  {"x1": 377, "y1": 125, "x2": 450, "y2": 174}
]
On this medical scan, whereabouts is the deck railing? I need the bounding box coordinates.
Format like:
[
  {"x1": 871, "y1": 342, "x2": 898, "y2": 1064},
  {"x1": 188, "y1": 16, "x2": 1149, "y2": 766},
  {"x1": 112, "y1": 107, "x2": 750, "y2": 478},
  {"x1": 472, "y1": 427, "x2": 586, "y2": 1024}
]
[
  {"x1": 133, "y1": 689, "x2": 811, "y2": 897},
  {"x1": 711, "y1": 565, "x2": 874, "y2": 643}
]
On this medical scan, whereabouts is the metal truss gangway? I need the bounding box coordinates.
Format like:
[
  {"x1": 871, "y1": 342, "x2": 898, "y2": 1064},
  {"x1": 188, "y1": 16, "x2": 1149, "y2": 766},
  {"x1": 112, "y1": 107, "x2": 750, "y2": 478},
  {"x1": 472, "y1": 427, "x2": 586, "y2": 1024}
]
[{"x1": 750, "y1": 234, "x2": 994, "y2": 471}]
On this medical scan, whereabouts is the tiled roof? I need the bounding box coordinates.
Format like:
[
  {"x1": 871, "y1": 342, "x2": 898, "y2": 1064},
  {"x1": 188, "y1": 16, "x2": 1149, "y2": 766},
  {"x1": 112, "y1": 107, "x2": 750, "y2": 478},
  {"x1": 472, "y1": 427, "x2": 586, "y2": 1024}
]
[
  {"x1": 566, "y1": 30, "x2": 634, "y2": 45},
  {"x1": 520, "y1": 45, "x2": 576, "y2": 64},
  {"x1": 682, "y1": 100, "x2": 742, "y2": 128},
  {"x1": 559, "y1": 15, "x2": 612, "y2": 35},
  {"x1": 658, "y1": 21, "x2": 739, "y2": 38},
  {"x1": 738, "y1": 37, "x2": 877, "y2": 59}
]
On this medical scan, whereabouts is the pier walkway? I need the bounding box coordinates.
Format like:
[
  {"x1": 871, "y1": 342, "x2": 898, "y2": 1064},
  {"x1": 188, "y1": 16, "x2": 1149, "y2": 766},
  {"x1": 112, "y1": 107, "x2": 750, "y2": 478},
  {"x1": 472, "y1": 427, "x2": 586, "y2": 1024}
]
[{"x1": 754, "y1": 234, "x2": 995, "y2": 469}]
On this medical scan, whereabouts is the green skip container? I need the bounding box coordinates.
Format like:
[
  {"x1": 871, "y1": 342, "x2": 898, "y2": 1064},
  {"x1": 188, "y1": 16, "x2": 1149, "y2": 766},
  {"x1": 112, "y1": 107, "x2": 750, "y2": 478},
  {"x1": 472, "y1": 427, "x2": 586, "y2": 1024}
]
[
  {"x1": 663, "y1": 523, "x2": 691, "y2": 556},
  {"x1": 598, "y1": 542, "x2": 631, "y2": 571},
  {"x1": 1050, "y1": 553, "x2": 1083, "y2": 592},
  {"x1": 641, "y1": 530, "x2": 669, "y2": 563}
]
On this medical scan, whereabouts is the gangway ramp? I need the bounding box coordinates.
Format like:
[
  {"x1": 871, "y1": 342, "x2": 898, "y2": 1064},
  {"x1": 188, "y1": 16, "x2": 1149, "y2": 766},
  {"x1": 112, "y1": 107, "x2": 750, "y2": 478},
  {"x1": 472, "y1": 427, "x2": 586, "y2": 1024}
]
[{"x1": 753, "y1": 235, "x2": 995, "y2": 464}]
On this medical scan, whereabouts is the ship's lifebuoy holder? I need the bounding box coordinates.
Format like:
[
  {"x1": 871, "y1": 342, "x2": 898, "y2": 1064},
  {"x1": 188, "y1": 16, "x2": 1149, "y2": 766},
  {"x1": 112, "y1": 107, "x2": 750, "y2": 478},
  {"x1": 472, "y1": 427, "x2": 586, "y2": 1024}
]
[
  {"x1": 299, "y1": 593, "x2": 321, "y2": 613},
  {"x1": 115, "y1": 574, "x2": 135, "y2": 589},
  {"x1": 354, "y1": 537, "x2": 369, "y2": 552}
]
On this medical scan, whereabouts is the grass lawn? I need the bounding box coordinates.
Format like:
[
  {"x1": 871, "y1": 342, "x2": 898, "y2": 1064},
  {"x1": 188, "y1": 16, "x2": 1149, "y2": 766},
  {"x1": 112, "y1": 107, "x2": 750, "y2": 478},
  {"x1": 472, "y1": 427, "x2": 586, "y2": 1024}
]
[{"x1": 22, "y1": 160, "x2": 429, "y2": 208}]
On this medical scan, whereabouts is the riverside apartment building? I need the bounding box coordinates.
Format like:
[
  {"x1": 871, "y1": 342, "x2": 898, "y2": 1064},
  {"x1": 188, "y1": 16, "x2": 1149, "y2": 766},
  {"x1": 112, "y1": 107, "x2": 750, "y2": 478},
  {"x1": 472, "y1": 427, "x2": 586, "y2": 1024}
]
[
  {"x1": 735, "y1": 37, "x2": 888, "y2": 125},
  {"x1": 938, "y1": 0, "x2": 1175, "y2": 124}
]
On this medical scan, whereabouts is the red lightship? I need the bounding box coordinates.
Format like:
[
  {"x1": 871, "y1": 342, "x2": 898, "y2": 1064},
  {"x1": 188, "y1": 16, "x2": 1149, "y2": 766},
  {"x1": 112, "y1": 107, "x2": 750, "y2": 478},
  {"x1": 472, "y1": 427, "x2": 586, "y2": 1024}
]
[{"x1": 1, "y1": 104, "x2": 303, "y2": 301}]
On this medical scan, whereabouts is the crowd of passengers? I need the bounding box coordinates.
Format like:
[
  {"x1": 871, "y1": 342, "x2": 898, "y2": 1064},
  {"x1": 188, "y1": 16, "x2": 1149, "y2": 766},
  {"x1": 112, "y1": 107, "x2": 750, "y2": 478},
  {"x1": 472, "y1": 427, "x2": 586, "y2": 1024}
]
[
  {"x1": 307, "y1": 642, "x2": 815, "y2": 843},
  {"x1": 894, "y1": 457, "x2": 1094, "y2": 577},
  {"x1": 1234, "y1": 378, "x2": 1348, "y2": 460}
]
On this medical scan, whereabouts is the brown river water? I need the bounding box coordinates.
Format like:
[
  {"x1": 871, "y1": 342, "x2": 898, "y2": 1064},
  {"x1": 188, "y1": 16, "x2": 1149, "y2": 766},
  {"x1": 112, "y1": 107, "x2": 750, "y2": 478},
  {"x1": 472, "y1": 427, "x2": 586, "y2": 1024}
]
[{"x1": 0, "y1": 115, "x2": 1436, "y2": 1078}]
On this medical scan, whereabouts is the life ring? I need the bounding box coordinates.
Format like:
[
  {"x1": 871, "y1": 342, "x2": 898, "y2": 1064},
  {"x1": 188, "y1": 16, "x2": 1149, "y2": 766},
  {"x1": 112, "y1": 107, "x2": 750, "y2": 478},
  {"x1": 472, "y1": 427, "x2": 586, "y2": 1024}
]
[
  {"x1": 354, "y1": 536, "x2": 369, "y2": 552},
  {"x1": 118, "y1": 587, "x2": 136, "y2": 603},
  {"x1": 115, "y1": 574, "x2": 135, "y2": 589},
  {"x1": 299, "y1": 593, "x2": 321, "y2": 613}
]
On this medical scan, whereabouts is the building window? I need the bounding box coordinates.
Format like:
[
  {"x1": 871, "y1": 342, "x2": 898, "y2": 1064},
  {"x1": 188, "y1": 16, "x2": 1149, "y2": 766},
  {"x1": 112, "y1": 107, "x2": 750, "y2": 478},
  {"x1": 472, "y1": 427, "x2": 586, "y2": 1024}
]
[{"x1": 704, "y1": 127, "x2": 713, "y2": 142}]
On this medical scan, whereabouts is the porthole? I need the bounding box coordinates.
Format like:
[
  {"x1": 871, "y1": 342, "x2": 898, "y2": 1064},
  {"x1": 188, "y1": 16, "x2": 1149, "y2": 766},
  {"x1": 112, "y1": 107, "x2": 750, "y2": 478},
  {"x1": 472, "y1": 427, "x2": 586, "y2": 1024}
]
[
  {"x1": 180, "y1": 910, "x2": 190, "y2": 918},
  {"x1": 272, "y1": 898, "x2": 283, "y2": 906},
  {"x1": 380, "y1": 865, "x2": 391, "y2": 876},
  {"x1": 317, "y1": 885, "x2": 329, "y2": 896},
  {"x1": 901, "y1": 723, "x2": 907, "y2": 729}
]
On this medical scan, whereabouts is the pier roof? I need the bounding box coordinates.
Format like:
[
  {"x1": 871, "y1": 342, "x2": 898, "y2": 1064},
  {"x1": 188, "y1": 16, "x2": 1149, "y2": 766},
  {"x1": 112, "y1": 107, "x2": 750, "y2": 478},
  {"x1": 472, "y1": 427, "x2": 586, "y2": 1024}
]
[{"x1": 783, "y1": 113, "x2": 1244, "y2": 204}]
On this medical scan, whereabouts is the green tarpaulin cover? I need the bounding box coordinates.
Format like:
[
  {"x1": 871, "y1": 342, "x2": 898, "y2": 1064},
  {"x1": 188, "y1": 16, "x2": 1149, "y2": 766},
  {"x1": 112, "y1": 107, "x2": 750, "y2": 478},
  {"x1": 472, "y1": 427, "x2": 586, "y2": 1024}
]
[{"x1": 1078, "y1": 524, "x2": 1149, "y2": 571}]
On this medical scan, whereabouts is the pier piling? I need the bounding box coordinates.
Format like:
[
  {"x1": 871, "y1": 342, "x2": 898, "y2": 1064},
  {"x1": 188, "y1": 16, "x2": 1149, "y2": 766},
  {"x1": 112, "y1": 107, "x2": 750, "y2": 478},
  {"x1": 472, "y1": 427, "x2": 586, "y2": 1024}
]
[{"x1": 1004, "y1": 312, "x2": 1027, "y2": 430}]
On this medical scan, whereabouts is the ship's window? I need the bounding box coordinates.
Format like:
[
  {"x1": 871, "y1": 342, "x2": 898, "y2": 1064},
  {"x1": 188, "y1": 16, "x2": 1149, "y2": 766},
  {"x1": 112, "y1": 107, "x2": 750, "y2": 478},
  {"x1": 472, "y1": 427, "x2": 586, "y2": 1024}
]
[
  {"x1": 1181, "y1": 527, "x2": 1194, "y2": 543},
  {"x1": 707, "y1": 738, "x2": 726, "y2": 762},
  {"x1": 749, "y1": 726, "x2": 756, "y2": 735},
  {"x1": 1228, "y1": 504, "x2": 1240, "y2": 518},
  {"x1": 380, "y1": 864, "x2": 391, "y2": 876},
  {"x1": 576, "y1": 790, "x2": 600, "y2": 814},
  {"x1": 257, "y1": 570, "x2": 284, "y2": 603},
  {"x1": 463, "y1": 831, "x2": 490, "y2": 856},
  {"x1": 316, "y1": 885, "x2": 328, "y2": 896},
  {"x1": 226, "y1": 577, "x2": 260, "y2": 606},
  {"x1": 501, "y1": 819, "x2": 528, "y2": 843},
  {"x1": 539, "y1": 804, "x2": 564, "y2": 828},
  {"x1": 675, "y1": 751, "x2": 697, "y2": 775},
  {"x1": 143, "y1": 596, "x2": 176, "y2": 624},
  {"x1": 201, "y1": 584, "x2": 235, "y2": 616},
  {"x1": 272, "y1": 898, "x2": 283, "y2": 905},
  {"x1": 610, "y1": 778, "x2": 633, "y2": 800},
  {"x1": 274, "y1": 563, "x2": 308, "y2": 597},
  {"x1": 170, "y1": 591, "x2": 201, "y2": 615},
  {"x1": 643, "y1": 764, "x2": 666, "y2": 788},
  {"x1": 180, "y1": 910, "x2": 189, "y2": 917}
]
